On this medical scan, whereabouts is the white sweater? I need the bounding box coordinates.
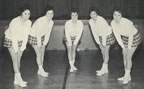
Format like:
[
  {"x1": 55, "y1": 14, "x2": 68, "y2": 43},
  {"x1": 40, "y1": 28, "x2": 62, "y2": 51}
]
[
  {"x1": 65, "y1": 19, "x2": 84, "y2": 45},
  {"x1": 89, "y1": 16, "x2": 112, "y2": 45},
  {"x1": 30, "y1": 16, "x2": 54, "y2": 46},
  {"x1": 5, "y1": 16, "x2": 32, "y2": 52},
  {"x1": 111, "y1": 17, "x2": 137, "y2": 48}
]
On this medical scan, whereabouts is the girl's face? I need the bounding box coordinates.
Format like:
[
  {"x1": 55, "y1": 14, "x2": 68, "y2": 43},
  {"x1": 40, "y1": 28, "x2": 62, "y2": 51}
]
[
  {"x1": 46, "y1": 10, "x2": 54, "y2": 20},
  {"x1": 113, "y1": 11, "x2": 122, "y2": 22},
  {"x1": 21, "y1": 9, "x2": 30, "y2": 21},
  {"x1": 90, "y1": 11, "x2": 98, "y2": 20},
  {"x1": 71, "y1": 12, "x2": 78, "y2": 21}
]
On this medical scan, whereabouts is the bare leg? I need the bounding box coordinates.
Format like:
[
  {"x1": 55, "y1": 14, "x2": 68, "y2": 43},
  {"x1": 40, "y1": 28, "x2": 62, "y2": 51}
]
[
  {"x1": 40, "y1": 46, "x2": 48, "y2": 74},
  {"x1": 123, "y1": 47, "x2": 137, "y2": 84},
  {"x1": 103, "y1": 46, "x2": 110, "y2": 64},
  {"x1": 99, "y1": 45, "x2": 105, "y2": 60},
  {"x1": 96, "y1": 46, "x2": 110, "y2": 76},
  {"x1": 118, "y1": 48, "x2": 128, "y2": 81},
  {"x1": 41, "y1": 45, "x2": 45, "y2": 65},
  {"x1": 8, "y1": 48, "x2": 19, "y2": 73},
  {"x1": 32, "y1": 45, "x2": 48, "y2": 77},
  {"x1": 32, "y1": 45, "x2": 42, "y2": 67},
  {"x1": 126, "y1": 47, "x2": 136, "y2": 70},
  {"x1": 8, "y1": 48, "x2": 27, "y2": 87},
  {"x1": 17, "y1": 50, "x2": 23, "y2": 70},
  {"x1": 122, "y1": 48, "x2": 127, "y2": 70},
  {"x1": 66, "y1": 43, "x2": 75, "y2": 72},
  {"x1": 17, "y1": 50, "x2": 27, "y2": 84},
  {"x1": 72, "y1": 44, "x2": 77, "y2": 70}
]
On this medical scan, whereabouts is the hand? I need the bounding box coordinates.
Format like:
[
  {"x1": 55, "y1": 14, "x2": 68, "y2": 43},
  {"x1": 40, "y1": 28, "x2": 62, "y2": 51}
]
[
  {"x1": 38, "y1": 45, "x2": 45, "y2": 53},
  {"x1": 102, "y1": 43, "x2": 106, "y2": 47},
  {"x1": 128, "y1": 46, "x2": 131, "y2": 49},
  {"x1": 121, "y1": 44, "x2": 125, "y2": 48},
  {"x1": 37, "y1": 46, "x2": 42, "y2": 52},
  {"x1": 13, "y1": 47, "x2": 18, "y2": 53},
  {"x1": 37, "y1": 44, "x2": 41, "y2": 47},
  {"x1": 97, "y1": 41, "x2": 100, "y2": 45},
  {"x1": 43, "y1": 41, "x2": 47, "y2": 46},
  {"x1": 73, "y1": 41, "x2": 78, "y2": 46},
  {"x1": 14, "y1": 50, "x2": 18, "y2": 53},
  {"x1": 20, "y1": 46, "x2": 26, "y2": 51},
  {"x1": 99, "y1": 44, "x2": 103, "y2": 49},
  {"x1": 41, "y1": 45, "x2": 45, "y2": 48}
]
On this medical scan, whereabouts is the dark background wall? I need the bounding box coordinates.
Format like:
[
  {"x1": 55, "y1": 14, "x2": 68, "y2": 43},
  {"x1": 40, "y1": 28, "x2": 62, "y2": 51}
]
[{"x1": 0, "y1": 0, "x2": 144, "y2": 19}]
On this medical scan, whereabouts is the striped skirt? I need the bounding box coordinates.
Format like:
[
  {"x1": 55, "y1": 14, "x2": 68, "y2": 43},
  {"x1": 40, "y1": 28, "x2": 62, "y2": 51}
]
[
  {"x1": 63, "y1": 36, "x2": 82, "y2": 46},
  {"x1": 3, "y1": 38, "x2": 23, "y2": 48},
  {"x1": 28, "y1": 35, "x2": 45, "y2": 45},
  {"x1": 99, "y1": 33, "x2": 115, "y2": 46},
  {"x1": 121, "y1": 32, "x2": 142, "y2": 48},
  {"x1": 64, "y1": 36, "x2": 76, "y2": 43}
]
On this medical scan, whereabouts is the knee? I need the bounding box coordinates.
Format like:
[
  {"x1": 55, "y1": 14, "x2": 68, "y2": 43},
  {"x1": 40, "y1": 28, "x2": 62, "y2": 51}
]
[
  {"x1": 66, "y1": 42, "x2": 72, "y2": 47},
  {"x1": 122, "y1": 50, "x2": 126, "y2": 55},
  {"x1": 72, "y1": 45, "x2": 77, "y2": 50},
  {"x1": 36, "y1": 53, "x2": 41, "y2": 58},
  {"x1": 126, "y1": 54, "x2": 132, "y2": 60}
]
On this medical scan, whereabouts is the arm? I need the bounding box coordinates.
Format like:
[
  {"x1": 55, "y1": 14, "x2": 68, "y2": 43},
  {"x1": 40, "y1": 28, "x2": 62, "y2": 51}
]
[
  {"x1": 102, "y1": 35, "x2": 106, "y2": 46},
  {"x1": 9, "y1": 21, "x2": 19, "y2": 52},
  {"x1": 34, "y1": 20, "x2": 42, "y2": 47},
  {"x1": 89, "y1": 20, "x2": 100, "y2": 44},
  {"x1": 65, "y1": 22, "x2": 72, "y2": 46},
  {"x1": 73, "y1": 22, "x2": 84, "y2": 45},
  {"x1": 113, "y1": 30, "x2": 124, "y2": 48},
  {"x1": 102, "y1": 20, "x2": 111, "y2": 46},
  {"x1": 20, "y1": 22, "x2": 32, "y2": 51},
  {"x1": 128, "y1": 23, "x2": 136, "y2": 49},
  {"x1": 128, "y1": 34, "x2": 133, "y2": 49},
  {"x1": 43, "y1": 22, "x2": 54, "y2": 45},
  {"x1": 111, "y1": 23, "x2": 124, "y2": 48}
]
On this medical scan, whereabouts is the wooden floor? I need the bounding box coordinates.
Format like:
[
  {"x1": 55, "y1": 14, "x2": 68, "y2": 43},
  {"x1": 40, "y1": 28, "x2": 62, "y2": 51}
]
[{"x1": 0, "y1": 45, "x2": 144, "y2": 89}]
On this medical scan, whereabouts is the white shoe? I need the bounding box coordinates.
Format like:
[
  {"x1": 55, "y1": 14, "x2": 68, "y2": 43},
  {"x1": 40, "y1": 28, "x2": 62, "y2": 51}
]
[
  {"x1": 123, "y1": 78, "x2": 130, "y2": 84},
  {"x1": 15, "y1": 73, "x2": 27, "y2": 87},
  {"x1": 96, "y1": 63, "x2": 108, "y2": 76},
  {"x1": 118, "y1": 70, "x2": 131, "y2": 84},
  {"x1": 45, "y1": 72, "x2": 49, "y2": 75},
  {"x1": 69, "y1": 68, "x2": 74, "y2": 72},
  {"x1": 38, "y1": 70, "x2": 48, "y2": 77},
  {"x1": 117, "y1": 77, "x2": 124, "y2": 81},
  {"x1": 14, "y1": 77, "x2": 19, "y2": 85},
  {"x1": 18, "y1": 82, "x2": 27, "y2": 87},
  {"x1": 14, "y1": 75, "x2": 27, "y2": 85},
  {"x1": 96, "y1": 70, "x2": 108, "y2": 76},
  {"x1": 118, "y1": 76, "x2": 131, "y2": 81},
  {"x1": 96, "y1": 70, "x2": 100, "y2": 73},
  {"x1": 14, "y1": 79, "x2": 27, "y2": 85},
  {"x1": 122, "y1": 75, "x2": 131, "y2": 84},
  {"x1": 38, "y1": 66, "x2": 49, "y2": 75},
  {"x1": 73, "y1": 66, "x2": 77, "y2": 71},
  {"x1": 118, "y1": 75, "x2": 131, "y2": 81}
]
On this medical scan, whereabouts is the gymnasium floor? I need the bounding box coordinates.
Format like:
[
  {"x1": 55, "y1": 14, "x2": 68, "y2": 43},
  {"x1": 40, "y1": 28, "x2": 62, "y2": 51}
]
[{"x1": 0, "y1": 45, "x2": 144, "y2": 89}]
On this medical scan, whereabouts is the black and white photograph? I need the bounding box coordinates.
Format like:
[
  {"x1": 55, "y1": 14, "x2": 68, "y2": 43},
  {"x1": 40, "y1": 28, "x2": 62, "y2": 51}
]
[{"x1": 0, "y1": 0, "x2": 144, "y2": 89}]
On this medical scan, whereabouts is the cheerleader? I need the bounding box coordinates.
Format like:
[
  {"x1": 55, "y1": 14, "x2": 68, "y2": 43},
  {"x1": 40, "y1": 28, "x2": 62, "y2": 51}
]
[
  {"x1": 4, "y1": 6, "x2": 32, "y2": 87},
  {"x1": 111, "y1": 8, "x2": 142, "y2": 84},
  {"x1": 64, "y1": 9, "x2": 84, "y2": 72},
  {"x1": 29, "y1": 6, "x2": 54, "y2": 77},
  {"x1": 89, "y1": 8, "x2": 115, "y2": 76}
]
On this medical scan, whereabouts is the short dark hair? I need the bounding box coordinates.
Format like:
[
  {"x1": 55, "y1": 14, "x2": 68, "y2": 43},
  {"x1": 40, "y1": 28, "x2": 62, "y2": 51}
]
[
  {"x1": 112, "y1": 7, "x2": 123, "y2": 15},
  {"x1": 71, "y1": 8, "x2": 79, "y2": 14},
  {"x1": 43, "y1": 5, "x2": 54, "y2": 15},
  {"x1": 19, "y1": 4, "x2": 30, "y2": 14},
  {"x1": 89, "y1": 6, "x2": 100, "y2": 15}
]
